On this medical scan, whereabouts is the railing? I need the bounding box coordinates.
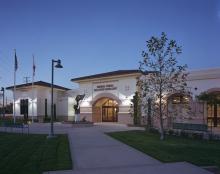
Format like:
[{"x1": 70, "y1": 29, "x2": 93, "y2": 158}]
[{"x1": 173, "y1": 122, "x2": 208, "y2": 132}]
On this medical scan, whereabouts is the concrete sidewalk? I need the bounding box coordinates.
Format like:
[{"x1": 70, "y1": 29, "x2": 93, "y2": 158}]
[{"x1": 43, "y1": 124, "x2": 213, "y2": 174}]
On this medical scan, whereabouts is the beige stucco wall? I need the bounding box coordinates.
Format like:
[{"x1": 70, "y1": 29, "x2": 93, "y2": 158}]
[
  {"x1": 141, "y1": 68, "x2": 220, "y2": 129},
  {"x1": 14, "y1": 88, "x2": 38, "y2": 117},
  {"x1": 12, "y1": 86, "x2": 74, "y2": 120},
  {"x1": 11, "y1": 68, "x2": 220, "y2": 125},
  {"x1": 76, "y1": 75, "x2": 138, "y2": 124}
]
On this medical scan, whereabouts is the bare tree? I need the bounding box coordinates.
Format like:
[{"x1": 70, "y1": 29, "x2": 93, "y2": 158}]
[{"x1": 138, "y1": 32, "x2": 188, "y2": 140}]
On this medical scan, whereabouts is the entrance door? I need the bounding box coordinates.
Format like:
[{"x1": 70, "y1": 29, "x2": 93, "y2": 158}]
[
  {"x1": 92, "y1": 98, "x2": 119, "y2": 123},
  {"x1": 102, "y1": 106, "x2": 118, "y2": 122},
  {"x1": 20, "y1": 99, "x2": 28, "y2": 120}
]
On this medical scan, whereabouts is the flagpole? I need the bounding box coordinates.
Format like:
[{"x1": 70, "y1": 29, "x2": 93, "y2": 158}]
[
  {"x1": 13, "y1": 49, "x2": 16, "y2": 123},
  {"x1": 31, "y1": 55, "x2": 35, "y2": 123}
]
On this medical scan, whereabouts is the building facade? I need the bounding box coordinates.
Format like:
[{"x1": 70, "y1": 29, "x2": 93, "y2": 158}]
[
  {"x1": 6, "y1": 68, "x2": 220, "y2": 128},
  {"x1": 71, "y1": 70, "x2": 141, "y2": 124},
  {"x1": 185, "y1": 68, "x2": 220, "y2": 127},
  {"x1": 71, "y1": 68, "x2": 220, "y2": 128},
  {"x1": 6, "y1": 81, "x2": 76, "y2": 121}
]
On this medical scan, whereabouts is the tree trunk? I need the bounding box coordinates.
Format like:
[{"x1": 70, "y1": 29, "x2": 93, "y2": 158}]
[{"x1": 146, "y1": 98, "x2": 152, "y2": 131}]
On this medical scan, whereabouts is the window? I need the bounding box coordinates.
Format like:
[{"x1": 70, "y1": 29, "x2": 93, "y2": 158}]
[
  {"x1": 103, "y1": 99, "x2": 118, "y2": 107},
  {"x1": 45, "y1": 99, "x2": 48, "y2": 117},
  {"x1": 20, "y1": 99, "x2": 28, "y2": 115},
  {"x1": 171, "y1": 95, "x2": 190, "y2": 104},
  {"x1": 172, "y1": 96, "x2": 181, "y2": 104}
]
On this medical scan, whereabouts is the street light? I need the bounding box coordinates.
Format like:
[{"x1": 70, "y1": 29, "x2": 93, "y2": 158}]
[
  {"x1": 47, "y1": 59, "x2": 63, "y2": 139},
  {"x1": 1, "y1": 87, "x2": 5, "y2": 118}
]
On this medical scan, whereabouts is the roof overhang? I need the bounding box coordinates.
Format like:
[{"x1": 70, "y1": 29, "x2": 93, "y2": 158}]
[
  {"x1": 6, "y1": 81, "x2": 70, "y2": 91},
  {"x1": 71, "y1": 70, "x2": 144, "y2": 83}
]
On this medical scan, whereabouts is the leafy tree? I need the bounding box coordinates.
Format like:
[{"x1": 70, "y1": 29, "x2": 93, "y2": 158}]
[{"x1": 138, "y1": 32, "x2": 188, "y2": 140}]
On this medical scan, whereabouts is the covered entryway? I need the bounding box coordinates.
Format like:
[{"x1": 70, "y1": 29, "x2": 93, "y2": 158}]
[{"x1": 92, "y1": 98, "x2": 119, "y2": 122}]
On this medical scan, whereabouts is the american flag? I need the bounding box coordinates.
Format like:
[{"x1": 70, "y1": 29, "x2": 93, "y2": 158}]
[
  {"x1": 14, "y1": 50, "x2": 18, "y2": 71},
  {"x1": 33, "y1": 55, "x2": 36, "y2": 76}
]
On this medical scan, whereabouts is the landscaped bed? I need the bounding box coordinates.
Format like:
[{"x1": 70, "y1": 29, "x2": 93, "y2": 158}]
[
  {"x1": 107, "y1": 130, "x2": 220, "y2": 168},
  {"x1": 0, "y1": 133, "x2": 72, "y2": 174}
]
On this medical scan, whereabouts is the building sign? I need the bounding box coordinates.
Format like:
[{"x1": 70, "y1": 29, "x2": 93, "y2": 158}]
[{"x1": 94, "y1": 84, "x2": 117, "y2": 92}]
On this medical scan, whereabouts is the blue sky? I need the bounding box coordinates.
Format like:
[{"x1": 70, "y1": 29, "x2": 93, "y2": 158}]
[{"x1": 0, "y1": 0, "x2": 220, "y2": 100}]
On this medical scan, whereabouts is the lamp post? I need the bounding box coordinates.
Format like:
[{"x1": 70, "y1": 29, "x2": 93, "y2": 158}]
[
  {"x1": 47, "y1": 59, "x2": 63, "y2": 138},
  {"x1": 1, "y1": 87, "x2": 5, "y2": 118}
]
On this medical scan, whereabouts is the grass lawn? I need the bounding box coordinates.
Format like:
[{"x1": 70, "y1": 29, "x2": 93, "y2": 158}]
[
  {"x1": 107, "y1": 130, "x2": 220, "y2": 168},
  {"x1": 0, "y1": 133, "x2": 72, "y2": 174}
]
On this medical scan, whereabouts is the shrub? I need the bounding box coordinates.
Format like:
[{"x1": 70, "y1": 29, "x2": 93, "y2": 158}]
[
  {"x1": 44, "y1": 117, "x2": 51, "y2": 122},
  {"x1": 192, "y1": 132, "x2": 203, "y2": 140},
  {"x1": 180, "y1": 130, "x2": 188, "y2": 137},
  {"x1": 148, "y1": 127, "x2": 159, "y2": 134},
  {"x1": 166, "y1": 129, "x2": 174, "y2": 135}
]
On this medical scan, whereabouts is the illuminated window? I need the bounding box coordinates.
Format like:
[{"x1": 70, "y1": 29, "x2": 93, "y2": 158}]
[
  {"x1": 182, "y1": 96, "x2": 190, "y2": 103},
  {"x1": 172, "y1": 96, "x2": 181, "y2": 104},
  {"x1": 171, "y1": 95, "x2": 190, "y2": 104},
  {"x1": 103, "y1": 99, "x2": 118, "y2": 107}
]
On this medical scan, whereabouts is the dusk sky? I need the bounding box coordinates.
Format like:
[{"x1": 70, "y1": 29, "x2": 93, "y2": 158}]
[{"x1": 0, "y1": 0, "x2": 220, "y2": 100}]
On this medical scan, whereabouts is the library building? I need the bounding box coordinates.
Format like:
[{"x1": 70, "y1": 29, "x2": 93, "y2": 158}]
[{"x1": 6, "y1": 68, "x2": 220, "y2": 129}]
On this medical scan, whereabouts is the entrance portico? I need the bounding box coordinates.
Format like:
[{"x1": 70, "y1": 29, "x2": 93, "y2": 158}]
[{"x1": 71, "y1": 70, "x2": 141, "y2": 124}]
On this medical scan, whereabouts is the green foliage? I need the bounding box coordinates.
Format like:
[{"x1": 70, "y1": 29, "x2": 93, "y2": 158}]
[
  {"x1": 191, "y1": 132, "x2": 204, "y2": 140},
  {"x1": 148, "y1": 127, "x2": 159, "y2": 134},
  {"x1": 130, "y1": 91, "x2": 141, "y2": 125},
  {"x1": 0, "y1": 117, "x2": 24, "y2": 124},
  {"x1": 44, "y1": 117, "x2": 51, "y2": 123},
  {"x1": 197, "y1": 92, "x2": 220, "y2": 105},
  {"x1": 0, "y1": 133, "x2": 72, "y2": 174},
  {"x1": 108, "y1": 131, "x2": 220, "y2": 167},
  {"x1": 0, "y1": 117, "x2": 38, "y2": 124}
]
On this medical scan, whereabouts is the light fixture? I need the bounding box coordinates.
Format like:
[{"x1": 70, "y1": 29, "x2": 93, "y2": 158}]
[
  {"x1": 55, "y1": 59, "x2": 63, "y2": 68},
  {"x1": 47, "y1": 59, "x2": 63, "y2": 139}
]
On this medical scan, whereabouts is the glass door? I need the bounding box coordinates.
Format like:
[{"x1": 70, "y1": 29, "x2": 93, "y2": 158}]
[{"x1": 102, "y1": 106, "x2": 118, "y2": 122}]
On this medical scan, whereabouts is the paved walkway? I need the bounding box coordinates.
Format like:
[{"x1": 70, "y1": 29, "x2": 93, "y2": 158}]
[
  {"x1": 0, "y1": 122, "x2": 213, "y2": 174},
  {"x1": 40, "y1": 123, "x2": 212, "y2": 174}
]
